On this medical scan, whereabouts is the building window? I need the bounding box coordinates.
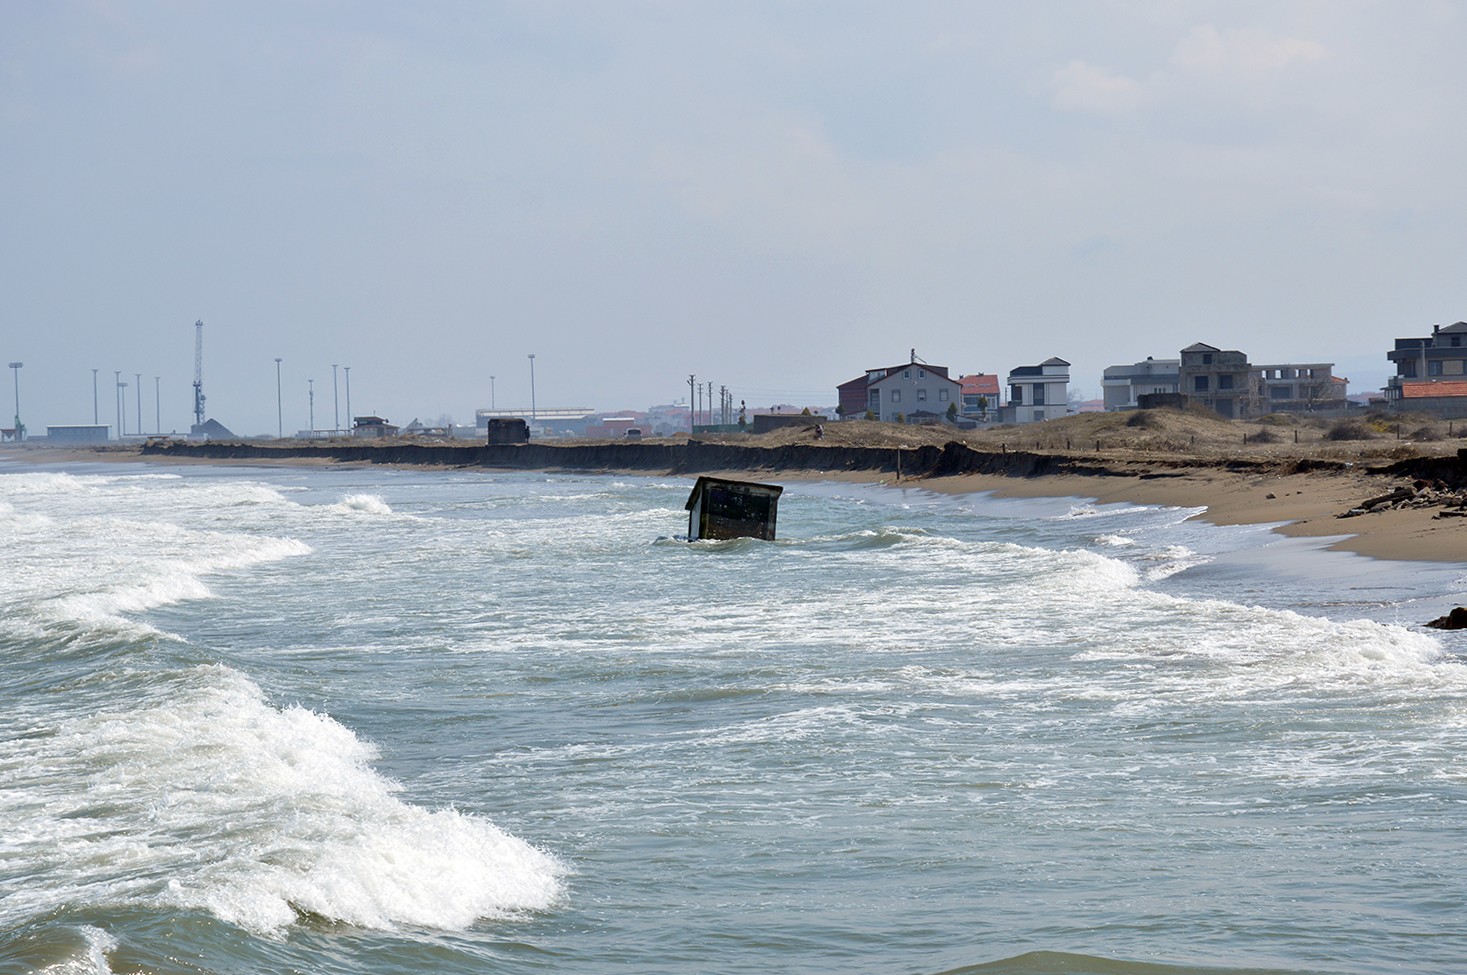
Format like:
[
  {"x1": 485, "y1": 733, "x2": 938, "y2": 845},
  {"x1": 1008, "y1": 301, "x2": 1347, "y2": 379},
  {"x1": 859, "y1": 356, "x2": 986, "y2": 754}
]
[
  {"x1": 1010, "y1": 385, "x2": 1023, "y2": 405},
  {"x1": 918, "y1": 369, "x2": 926, "y2": 378},
  {"x1": 903, "y1": 369, "x2": 910, "y2": 379},
  {"x1": 1033, "y1": 385, "x2": 1046, "y2": 406},
  {"x1": 891, "y1": 389, "x2": 902, "y2": 402},
  {"x1": 1202, "y1": 354, "x2": 1213, "y2": 365},
  {"x1": 1218, "y1": 374, "x2": 1234, "y2": 390},
  {"x1": 1194, "y1": 376, "x2": 1210, "y2": 392},
  {"x1": 1429, "y1": 361, "x2": 1443, "y2": 376},
  {"x1": 917, "y1": 389, "x2": 927, "y2": 402},
  {"x1": 938, "y1": 389, "x2": 949, "y2": 402},
  {"x1": 1270, "y1": 385, "x2": 1292, "y2": 399}
]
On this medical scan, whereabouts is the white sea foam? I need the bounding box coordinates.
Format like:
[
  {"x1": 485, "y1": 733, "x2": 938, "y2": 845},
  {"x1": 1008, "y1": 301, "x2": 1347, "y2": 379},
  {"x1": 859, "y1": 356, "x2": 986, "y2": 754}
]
[
  {"x1": 0, "y1": 667, "x2": 562, "y2": 936},
  {"x1": 329, "y1": 493, "x2": 394, "y2": 516}
]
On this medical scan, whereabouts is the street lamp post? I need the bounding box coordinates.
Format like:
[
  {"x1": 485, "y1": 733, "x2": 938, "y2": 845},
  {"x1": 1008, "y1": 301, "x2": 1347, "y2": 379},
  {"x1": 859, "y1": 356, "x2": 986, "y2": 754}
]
[
  {"x1": 118, "y1": 382, "x2": 128, "y2": 437},
  {"x1": 308, "y1": 379, "x2": 315, "y2": 436},
  {"x1": 135, "y1": 373, "x2": 142, "y2": 436},
  {"x1": 155, "y1": 377, "x2": 160, "y2": 434},
  {"x1": 114, "y1": 371, "x2": 122, "y2": 438},
  {"x1": 274, "y1": 358, "x2": 283, "y2": 438},
  {"x1": 7, "y1": 362, "x2": 22, "y2": 441},
  {"x1": 490, "y1": 375, "x2": 496, "y2": 411},
  {"x1": 92, "y1": 368, "x2": 99, "y2": 425},
  {"x1": 344, "y1": 366, "x2": 351, "y2": 434},
  {"x1": 528, "y1": 354, "x2": 536, "y2": 423},
  {"x1": 332, "y1": 364, "x2": 339, "y2": 435}
]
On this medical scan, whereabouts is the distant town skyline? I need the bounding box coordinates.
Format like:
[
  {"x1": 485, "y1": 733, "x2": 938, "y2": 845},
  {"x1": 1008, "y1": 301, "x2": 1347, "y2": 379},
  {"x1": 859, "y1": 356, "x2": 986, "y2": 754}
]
[{"x1": 5, "y1": 3, "x2": 1462, "y2": 435}]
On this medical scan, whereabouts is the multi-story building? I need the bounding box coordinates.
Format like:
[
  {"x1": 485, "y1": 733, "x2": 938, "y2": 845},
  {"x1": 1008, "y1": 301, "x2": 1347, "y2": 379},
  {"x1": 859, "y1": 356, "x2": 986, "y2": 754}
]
[
  {"x1": 1005, "y1": 358, "x2": 1070, "y2": 424},
  {"x1": 957, "y1": 374, "x2": 1001, "y2": 418},
  {"x1": 1178, "y1": 343, "x2": 1255, "y2": 418},
  {"x1": 837, "y1": 354, "x2": 962, "y2": 422},
  {"x1": 1101, "y1": 357, "x2": 1180, "y2": 411},
  {"x1": 1386, "y1": 322, "x2": 1467, "y2": 416},
  {"x1": 1254, "y1": 363, "x2": 1347, "y2": 412}
]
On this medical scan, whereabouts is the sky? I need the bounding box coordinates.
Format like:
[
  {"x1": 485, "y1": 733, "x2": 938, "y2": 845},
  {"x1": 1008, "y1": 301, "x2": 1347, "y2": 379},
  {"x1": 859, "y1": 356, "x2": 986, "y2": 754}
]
[{"x1": 4, "y1": 1, "x2": 1466, "y2": 436}]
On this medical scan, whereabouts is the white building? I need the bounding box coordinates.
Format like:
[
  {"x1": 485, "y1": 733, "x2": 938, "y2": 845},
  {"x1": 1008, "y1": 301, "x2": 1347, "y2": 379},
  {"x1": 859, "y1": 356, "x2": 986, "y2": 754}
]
[
  {"x1": 1101, "y1": 357, "x2": 1180, "y2": 411},
  {"x1": 1005, "y1": 358, "x2": 1071, "y2": 423}
]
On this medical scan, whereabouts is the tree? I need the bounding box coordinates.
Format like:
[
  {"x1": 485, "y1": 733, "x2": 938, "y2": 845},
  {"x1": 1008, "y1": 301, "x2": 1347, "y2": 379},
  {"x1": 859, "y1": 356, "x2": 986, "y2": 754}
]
[
  {"x1": 977, "y1": 395, "x2": 989, "y2": 419},
  {"x1": 946, "y1": 401, "x2": 958, "y2": 422}
]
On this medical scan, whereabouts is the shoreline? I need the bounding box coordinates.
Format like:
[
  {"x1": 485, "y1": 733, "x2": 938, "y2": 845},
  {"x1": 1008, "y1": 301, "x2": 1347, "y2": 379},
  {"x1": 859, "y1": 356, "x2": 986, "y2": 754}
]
[{"x1": 2, "y1": 439, "x2": 1465, "y2": 565}]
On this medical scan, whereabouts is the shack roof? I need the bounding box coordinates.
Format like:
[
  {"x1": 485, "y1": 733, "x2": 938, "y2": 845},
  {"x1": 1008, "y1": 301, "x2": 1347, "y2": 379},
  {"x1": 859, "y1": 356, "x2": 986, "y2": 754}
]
[{"x1": 684, "y1": 476, "x2": 785, "y2": 510}]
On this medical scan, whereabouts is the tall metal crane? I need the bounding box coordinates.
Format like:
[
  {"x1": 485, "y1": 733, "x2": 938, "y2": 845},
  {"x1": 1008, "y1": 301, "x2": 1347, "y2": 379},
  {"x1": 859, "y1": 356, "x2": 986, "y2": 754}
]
[{"x1": 192, "y1": 320, "x2": 206, "y2": 428}]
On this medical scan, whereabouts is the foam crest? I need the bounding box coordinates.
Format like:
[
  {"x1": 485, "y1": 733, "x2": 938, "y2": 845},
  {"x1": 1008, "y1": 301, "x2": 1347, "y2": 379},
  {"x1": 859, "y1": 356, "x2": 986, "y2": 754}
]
[
  {"x1": 36, "y1": 531, "x2": 311, "y2": 631},
  {"x1": 31, "y1": 667, "x2": 564, "y2": 935},
  {"x1": 328, "y1": 493, "x2": 394, "y2": 516},
  {"x1": 0, "y1": 471, "x2": 98, "y2": 497}
]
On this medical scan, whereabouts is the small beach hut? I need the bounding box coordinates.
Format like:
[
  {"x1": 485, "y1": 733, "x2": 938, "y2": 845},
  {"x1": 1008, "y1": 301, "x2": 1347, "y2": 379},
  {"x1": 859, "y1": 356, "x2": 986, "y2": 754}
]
[{"x1": 684, "y1": 476, "x2": 784, "y2": 542}]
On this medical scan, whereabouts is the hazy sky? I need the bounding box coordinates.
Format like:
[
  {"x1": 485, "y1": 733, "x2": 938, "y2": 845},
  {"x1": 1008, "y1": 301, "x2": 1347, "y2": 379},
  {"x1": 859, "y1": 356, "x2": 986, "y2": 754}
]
[{"x1": 4, "y1": 1, "x2": 1466, "y2": 435}]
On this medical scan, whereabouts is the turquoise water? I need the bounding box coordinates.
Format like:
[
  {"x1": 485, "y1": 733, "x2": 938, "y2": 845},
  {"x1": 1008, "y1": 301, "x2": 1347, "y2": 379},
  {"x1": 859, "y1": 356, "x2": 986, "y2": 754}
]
[{"x1": 1, "y1": 461, "x2": 1464, "y2": 974}]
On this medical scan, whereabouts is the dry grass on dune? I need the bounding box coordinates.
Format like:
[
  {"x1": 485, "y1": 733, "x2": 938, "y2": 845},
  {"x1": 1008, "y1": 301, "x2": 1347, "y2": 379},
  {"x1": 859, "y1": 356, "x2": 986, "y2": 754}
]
[{"x1": 691, "y1": 408, "x2": 1467, "y2": 465}]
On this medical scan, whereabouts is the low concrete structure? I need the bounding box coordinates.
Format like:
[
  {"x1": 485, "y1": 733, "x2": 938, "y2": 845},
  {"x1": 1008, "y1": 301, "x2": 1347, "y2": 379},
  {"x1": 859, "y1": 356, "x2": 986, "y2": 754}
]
[
  {"x1": 685, "y1": 476, "x2": 783, "y2": 542},
  {"x1": 46, "y1": 424, "x2": 110, "y2": 444},
  {"x1": 751, "y1": 413, "x2": 825, "y2": 434}
]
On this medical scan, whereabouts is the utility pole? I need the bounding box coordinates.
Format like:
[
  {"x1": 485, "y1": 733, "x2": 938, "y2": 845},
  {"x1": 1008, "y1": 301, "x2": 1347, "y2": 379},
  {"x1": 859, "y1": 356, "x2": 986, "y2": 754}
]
[
  {"x1": 332, "y1": 364, "x2": 339, "y2": 434},
  {"x1": 7, "y1": 362, "x2": 22, "y2": 441},
  {"x1": 154, "y1": 376, "x2": 160, "y2": 434},
  {"x1": 490, "y1": 375, "x2": 496, "y2": 411},
  {"x1": 92, "y1": 368, "x2": 99, "y2": 424},
  {"x1": 707, "y1": 382, "x2": 714, "y2": 426},
  {"x1": 344, "y1": 366, "x2": 352, "y2": 434},
  {"x1": 688, "y1": 374, "x2": 696, "y2": 432},
  {"x1": 528, "y1": 353, "x2": 537, "y2": 422},
  {"x1": 114, "y1": 371, "x2": 122, "y2": 438},
  {"x1": 118, "y1": 381, "x2": 128, "y2": 437},
  {"x1": 308, "y1": 378, "x2": 315, "y2": 436},
  {"x1": 274, "y1": 358, "x2": 283, "y2": 438},
  {"x1": 135, "y1": 372, "x2": 142, "y2": 436}
]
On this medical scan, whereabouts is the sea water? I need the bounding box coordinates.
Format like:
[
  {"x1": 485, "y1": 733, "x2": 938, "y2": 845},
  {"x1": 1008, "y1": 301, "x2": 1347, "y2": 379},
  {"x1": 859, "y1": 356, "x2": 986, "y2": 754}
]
[{"x1": 1, "y1": 461, "x2": 1464, "y2": 975}]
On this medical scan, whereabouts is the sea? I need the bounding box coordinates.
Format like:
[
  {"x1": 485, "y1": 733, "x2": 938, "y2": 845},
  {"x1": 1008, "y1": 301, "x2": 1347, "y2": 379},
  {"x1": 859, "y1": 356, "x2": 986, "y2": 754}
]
[{"x1": 2, "y1": 459, "x2": 1465, "y2": 975}]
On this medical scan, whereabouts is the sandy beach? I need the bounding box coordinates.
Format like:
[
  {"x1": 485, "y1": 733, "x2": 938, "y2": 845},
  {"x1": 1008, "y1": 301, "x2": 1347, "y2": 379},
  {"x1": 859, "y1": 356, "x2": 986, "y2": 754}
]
[{"x1": 4, "y1": 408, "x2": 1465, "y2": 565}]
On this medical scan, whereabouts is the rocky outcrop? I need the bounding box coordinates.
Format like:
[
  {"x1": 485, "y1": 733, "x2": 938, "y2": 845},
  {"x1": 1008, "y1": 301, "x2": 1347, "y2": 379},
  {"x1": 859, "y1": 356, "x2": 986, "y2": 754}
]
[{"x1": 1425, "y1": 607, "x2": 1467, "y2": 630}]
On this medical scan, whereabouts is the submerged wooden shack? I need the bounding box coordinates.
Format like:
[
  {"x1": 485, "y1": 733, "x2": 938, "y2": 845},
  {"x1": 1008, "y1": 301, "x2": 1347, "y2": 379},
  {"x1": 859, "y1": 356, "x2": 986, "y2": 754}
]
[{"x1": 685, "y1": 476, "x2": 784, "y2": 541}]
